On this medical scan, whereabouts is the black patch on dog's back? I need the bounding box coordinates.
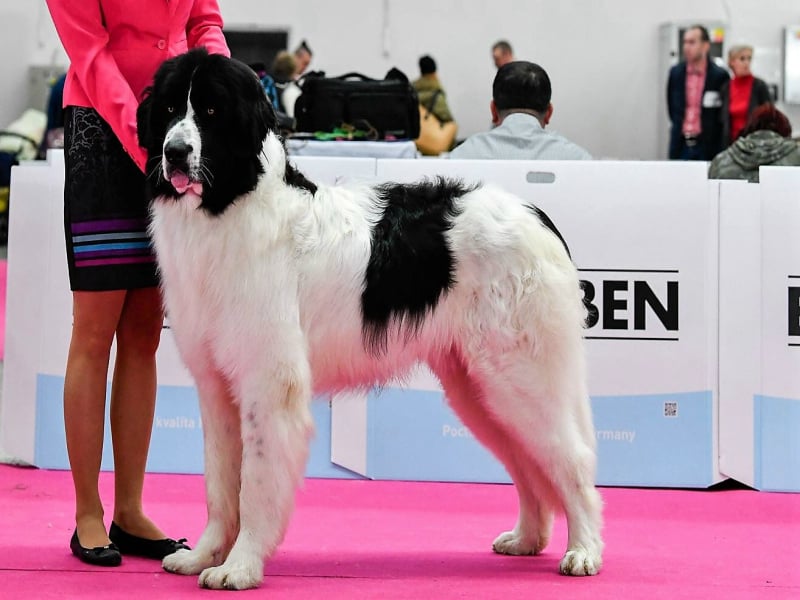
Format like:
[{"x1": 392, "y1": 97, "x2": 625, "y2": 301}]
[{"x1": 362, "y1": 177, "x2": 476, "y2": 353}]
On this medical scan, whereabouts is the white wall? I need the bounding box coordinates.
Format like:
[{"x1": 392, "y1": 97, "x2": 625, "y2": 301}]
[
  {"x1": 0, "y1": 3, "x2": 65, "y2": 126},
  {"x1": 4, "y1": 0, "x2": 800, "y2": 160}
]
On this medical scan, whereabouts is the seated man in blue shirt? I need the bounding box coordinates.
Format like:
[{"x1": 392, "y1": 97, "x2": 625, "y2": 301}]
[{"x1": 450, "y1": 61, "x2": 591, "y2": 160}]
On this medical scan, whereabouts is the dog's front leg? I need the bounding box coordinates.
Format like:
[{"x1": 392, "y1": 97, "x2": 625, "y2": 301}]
[
  {"x1": 198, "y1": 362, "x2": 314, "y2": 590},
  {"x1": 163, "y1": 371, "x2": 242, "y2": 575}
]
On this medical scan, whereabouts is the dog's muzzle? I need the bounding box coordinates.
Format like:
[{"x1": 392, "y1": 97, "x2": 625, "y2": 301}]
[{"x1": 163, "y1": 139, "x2": 201, "y2": 195}]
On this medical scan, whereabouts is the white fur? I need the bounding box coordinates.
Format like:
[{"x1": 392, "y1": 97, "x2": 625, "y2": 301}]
[{"x1": 154, "y1": 132, "x2": 603, "y2": 589}]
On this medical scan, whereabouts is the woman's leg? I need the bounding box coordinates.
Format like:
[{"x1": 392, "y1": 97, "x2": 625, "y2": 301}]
[
  {"x1": 109, "y1": 286, "x2": 166, "y2": 539},
  {"x1": 64, "y1": 290, "x2": 127, "y2": 548}
]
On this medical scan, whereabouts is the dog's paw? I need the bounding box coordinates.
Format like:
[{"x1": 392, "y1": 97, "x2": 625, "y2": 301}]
[
  {"x1": 558, "y1": 547, "x2": 602, "y2": 576},
  {"x1": 198, "y1": 558, "x2": 264, "y2": 590},
  {"x1": 492, "y1": 530, "x2": 546, "y2": 556},
  {"x1": 162, "y1": 549, "x2": 215, "y2": 575}
]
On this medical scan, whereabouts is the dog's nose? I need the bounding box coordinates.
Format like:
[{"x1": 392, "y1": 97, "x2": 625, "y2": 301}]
[{"x1": 164, "y1": 140, "x2": 193, "y2": 166}]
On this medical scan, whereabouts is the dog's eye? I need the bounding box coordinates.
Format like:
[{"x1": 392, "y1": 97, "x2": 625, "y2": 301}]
[
  {"x1": 207, "y1": 108, "x2": 215, "y2": 116},
  {"x1": 167, "y1": 106, "x2": 175, "y2": 114}
]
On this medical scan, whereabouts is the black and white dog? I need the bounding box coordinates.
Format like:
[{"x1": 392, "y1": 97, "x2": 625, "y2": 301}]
[{"x1": 137, "y1": 49, "x2": 603, "y2": 590}]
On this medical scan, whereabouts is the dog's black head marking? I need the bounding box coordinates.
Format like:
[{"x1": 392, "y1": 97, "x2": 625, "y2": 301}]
[{"x1": 137, "y1": 48, "x2": 282, "y2": 215}]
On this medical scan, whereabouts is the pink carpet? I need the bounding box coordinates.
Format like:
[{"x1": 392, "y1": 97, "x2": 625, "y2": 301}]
[{"x1": 0, "y1": 465, "x2": 798, "y2": 599}]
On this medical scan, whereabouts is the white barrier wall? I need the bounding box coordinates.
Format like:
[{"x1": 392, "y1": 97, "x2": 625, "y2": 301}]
[
  {"x1": 757, "y1": 168, "x2": 800, "y2": 492},
  {"x1": 332, "y1": 160, "x2": 721, "y2": 487},
  {"x1": 718, "y1": 181, "x2": 761, "y2": 489},
  {"x1": 2, "y1": 152, "x2": 797, "y2": 490},
  {"x1": 1, "y1": 153, "x2": 69, "y2": 466},
  {"x1": 719, "y1": 170, "x2": 800, "y2": 492}
]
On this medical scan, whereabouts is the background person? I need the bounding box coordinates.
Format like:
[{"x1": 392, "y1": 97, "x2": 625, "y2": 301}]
[
  {"x1": 450, "y1": 61, "x2": 591, "y2": 160},
  {"x1": 271, "y1": 50, "x2": 300, "y2": 117},
  {"x1": 666, "y1": 25, "x2": 729, "y2": 160},
  {"x1": 293, "y1": 40, "x2": 313, "y2": 77},
  {"x1": 491, "y1": 40, "x2": 514, "y2": 69},
  {"x1": 45, "y1": 0, "x2": 229, "y2": 567},
  {"x1": 720, "y1": 44, "x2": 772, "y2": 146},
  {"x1": 412, "y1": 55, "x2": 455, "y2": 124},
  {"x1": 38, "y1": 72, "x2": 67, "y2": 159},
  {"x1": 280, "y1": 41, "x2": 312, "y2": 118},
  {"x1": 708, "y1": 104, "x2": 800, "y2": 183}
]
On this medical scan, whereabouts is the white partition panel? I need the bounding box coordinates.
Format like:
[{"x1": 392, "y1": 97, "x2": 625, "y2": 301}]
[
  {"x1": 752, "y1": 167, "x2": 800, "y2": 491},
  {"x1": 1, "y1": 153, "x2": 69, "y2": 465},
  {"x1": 713, "y1": 172, "x2": 800, "y2": 492},
  {"x1": 12, "y1": 154, "x2": 795, "y2": 489},
  {"x1": 289, "y1": 155, "x2": 376, "y2": 185},
  {"x1": 717, "y1": 181, "x2": 762, "y2": 487},
  {"x1": 331, "y1": 160, "x2": 722, "y2": 487}
]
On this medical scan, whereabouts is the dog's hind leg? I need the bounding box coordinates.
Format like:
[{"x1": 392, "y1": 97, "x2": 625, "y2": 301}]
[
  {"x1": 473, "y1": 351, "x2": 604, "y2": 576},
  {"x1": 429, "y1": 351, "x2": 556, "y2": 557},
  {"x1": 198, "y1": 359, "x2": 314, "y2": 590},
  {"x1": 163, "y1": 369, "x2": 242, "y2": 575}
]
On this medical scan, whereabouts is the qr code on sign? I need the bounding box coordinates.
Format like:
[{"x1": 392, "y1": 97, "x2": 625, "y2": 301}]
[{"x1": 664, "y1": 402, "x2": 678, "y2": 417}]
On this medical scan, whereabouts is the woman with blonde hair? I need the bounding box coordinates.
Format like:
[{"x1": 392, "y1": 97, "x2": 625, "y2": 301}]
[{"x1": 720, "y1": 44, "x2": 772, "y2": 145}]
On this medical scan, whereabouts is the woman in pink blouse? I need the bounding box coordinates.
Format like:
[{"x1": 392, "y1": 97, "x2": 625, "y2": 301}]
[{"x1": 45, "y1": 0, "x2": 229, "y2": 567}]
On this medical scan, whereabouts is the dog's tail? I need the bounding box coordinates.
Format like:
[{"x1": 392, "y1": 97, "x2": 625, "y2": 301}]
[
  {"x1": 524, "y1": 203, "x2": 593, "y2": 328},
  {"x1": 260, "y1": 133, "x2": 318, "y2": 196},
  {"x1": 284, "y1": 161, "x2": 318, "y2": 196},
  {"x1": 525, "y1": 203, "x2": 571, "y2": 259}
]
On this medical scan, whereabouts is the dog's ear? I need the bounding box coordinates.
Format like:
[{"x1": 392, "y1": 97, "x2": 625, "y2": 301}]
[
  {"x1": 254, "y1": 90, "x2": 278, "y2": 152},
  {"x1": 245, "y1": 72, "x2": 278, "y2": 156},
  {"x1": 230, "y1": 60, "x2": 279, "y2": 157},
  {"x1": 136, "y1": 89, "x2": 153, "y2": 150},
  {"x1": 137, "y1": 53, "x2": 183, "y2": 152}
]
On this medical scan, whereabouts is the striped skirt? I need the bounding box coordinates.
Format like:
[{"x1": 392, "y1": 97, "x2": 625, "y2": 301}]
[{"x1": 63, "y1": 106, "x2": 158, "y2": 291}]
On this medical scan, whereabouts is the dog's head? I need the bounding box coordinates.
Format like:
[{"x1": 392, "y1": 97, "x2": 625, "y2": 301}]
[{"x1": 137, "y1": 48, "x2": 277, "y2": 215}]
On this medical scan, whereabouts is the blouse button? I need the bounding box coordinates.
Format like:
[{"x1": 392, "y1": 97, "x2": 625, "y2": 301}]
[{"x1": 157, "y1": 39, "x2": 167, "y2": 50}]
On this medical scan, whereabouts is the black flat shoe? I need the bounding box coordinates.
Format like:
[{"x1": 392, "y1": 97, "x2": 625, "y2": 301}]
[
  {"x1": 109, "y1": 521, "x2": 190, "y2": 560},
  {"x1": 70, "y1": 529, "x2": 122, "y2": 567}
]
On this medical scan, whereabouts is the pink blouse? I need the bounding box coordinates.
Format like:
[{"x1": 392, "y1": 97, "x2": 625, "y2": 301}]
[{"x1": 46, "y1": 0, "x2": 230, "y2": 170}]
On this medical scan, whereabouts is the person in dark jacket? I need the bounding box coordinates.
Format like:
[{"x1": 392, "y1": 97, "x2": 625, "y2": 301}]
[
  {"x1": 667, "y1": 25, "x2": 730, "y2": 160},
  {"x1": 708, "y1": 104, "x2": 800, "y2": 182},
  {"x1": 719, "y1": 44, "x2": 772, "y2": 147}
]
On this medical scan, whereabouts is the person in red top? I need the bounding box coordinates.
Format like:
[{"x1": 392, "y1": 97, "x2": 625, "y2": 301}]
[
  {"x1": 45, "y1": 0, "x2": 229, "y2": 567},
  {"x1": 720, "y1": 45, "x2": 772, "y2": 146}
]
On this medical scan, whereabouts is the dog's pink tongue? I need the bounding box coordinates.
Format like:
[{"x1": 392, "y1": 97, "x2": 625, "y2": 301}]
[{"x1": 170, "y1": 172, "x2": 190, "y2": 193}]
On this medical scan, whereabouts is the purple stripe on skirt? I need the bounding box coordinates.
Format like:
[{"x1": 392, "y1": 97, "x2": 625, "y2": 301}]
[
  {"x1": 72, "y1": 248, "x2": 154, "y2": 260},
  {"x1": 75, "y1": 256, "x2": 156, "y2": 268},
  {"x1": 71, "y1": 218, "x2": 150, "y2": 234}
]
